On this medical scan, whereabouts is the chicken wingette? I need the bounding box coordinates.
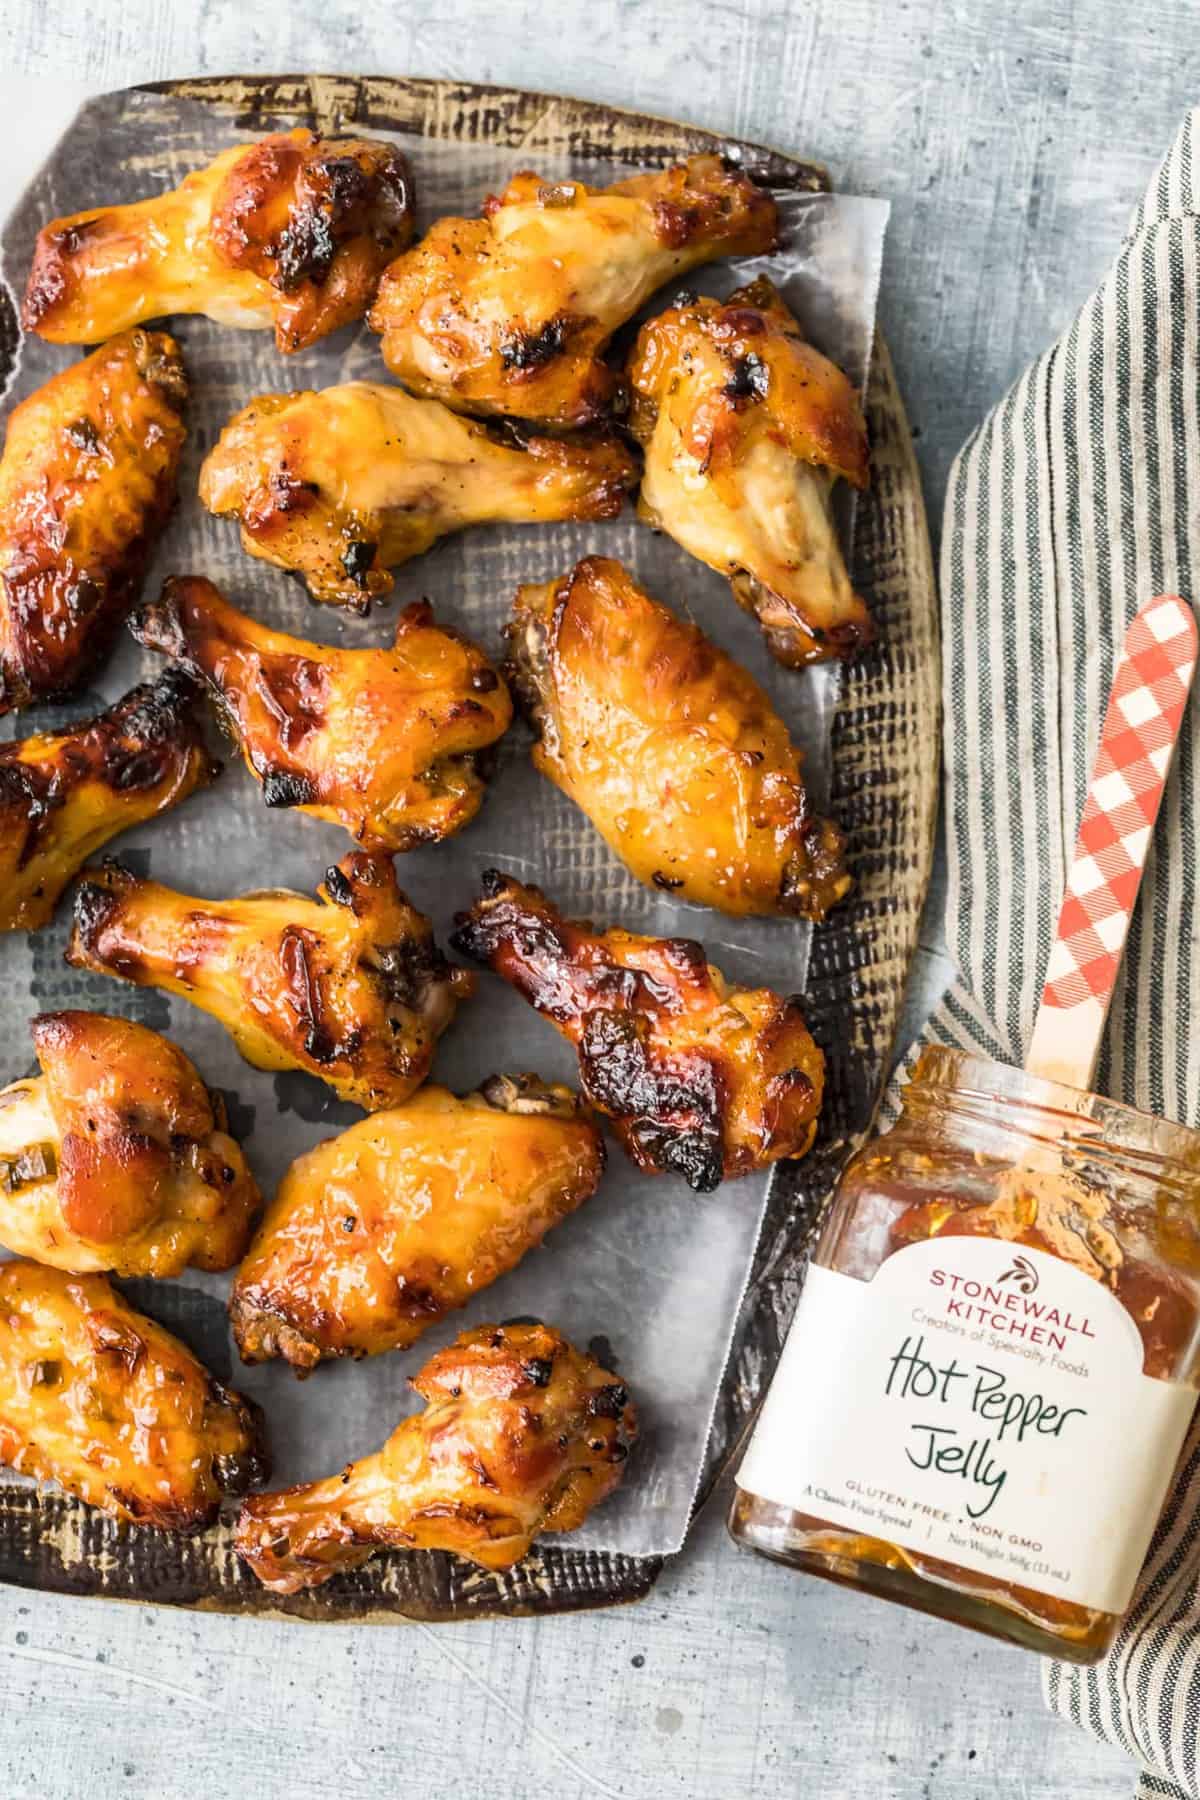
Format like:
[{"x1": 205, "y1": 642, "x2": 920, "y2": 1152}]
[
  {"x1": 628, "y1": 276, "x2": 872, "y2": 666},
  {"x1": 0, "y1": 330, "x2": 187, "y2": 712},
  {"x1": 0, "y1": 1011, "x2": 258, "y2": 1277},
  {"x1": 22, "y1": 130, "x2": 414, "y2": 354},
  {"x1": 66, "y1": 852, "x2": 472, "y2": 1111},
  {"x1": 132, "y1": 578, "x2": 510, "y2": 851},
  {"x1": 507, "y1": 557, "x2": 851, "y2": 920},
  {"x1": 0, "y1": 1259, "x2": 267, "y2": 1530},
  {"x1": 369, "y1": 155, "x2": 777, "y2": 427},
  {"x1": 230, "y1": 1076, "x2": 604, "y2": 1372},
  {"x1": 452, "y1": 872, "x2": 824, "y2": 1191},
  {"x1": 199, "y1": 383, "x2": 639, "y2": 608},
  {"x1": 235, "y1": 1322, "x2": 634, "y2": 1589}
]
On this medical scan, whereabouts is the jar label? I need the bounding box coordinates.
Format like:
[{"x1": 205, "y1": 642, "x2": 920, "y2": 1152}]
[{"x1": 736, "y1": 1239, "x2": 1197, "y2": 1614}]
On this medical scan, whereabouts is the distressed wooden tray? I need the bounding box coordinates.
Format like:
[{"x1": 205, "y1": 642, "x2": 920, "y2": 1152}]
[{"x1": 0, "y1": 73, "x2": 939, "y2": 1622}]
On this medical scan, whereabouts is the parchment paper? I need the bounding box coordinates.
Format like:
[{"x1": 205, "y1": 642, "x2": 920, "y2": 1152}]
[{"x1": 0, "y1": 89, "x2": 887, "y2": 1557}]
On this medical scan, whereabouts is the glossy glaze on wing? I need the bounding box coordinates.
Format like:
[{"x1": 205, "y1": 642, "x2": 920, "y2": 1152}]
[
  {"x1": 507, "y1": 556, "x2": 851, "y2": 919},
  {"x1": 628, "y1": 276, "x2": 872, "y2": 665},
  {"x1": 133, "y1": 578, "x2": 511, "y2": 851},
  {"x1": 369, "y1": 155, "x2": 777, "y2": 426},
  {"x1": 22, "y1": 130, "x2": 415, "y2": 353},
  {"x1": 66, "y1": 852, "x2": 473, "y2": 1111},
  {"x1": 230, "y1": 1076, "x2": 605, "y2": 1372},
  {"x1": 0, "y1": 330, "x2": 187, "y2": 712},
  {"x1": 235, "y1": 1322, "x2": 634, "y2": 1589},
  {"x1": 452, "y1": 872, "x2": 824, "y2": 1191},
  {"x1": 199, "y1": 383, "x2": 639, "y2": 607},
  {"x1": 0, "y1": 1011, "x2": 259, "y2": 1277},
  {"x1": 0, "y1": 1260, "x2": 268, "y2": 1529}
]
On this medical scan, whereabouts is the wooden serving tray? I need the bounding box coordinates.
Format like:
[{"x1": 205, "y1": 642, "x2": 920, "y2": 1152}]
[{"x1": 0, "y1": 73, "x2": 939, "y2": 1622}]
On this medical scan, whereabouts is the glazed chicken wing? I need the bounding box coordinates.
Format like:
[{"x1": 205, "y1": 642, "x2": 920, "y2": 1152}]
[
  {"x1": 452, "y1": 873, "x2": 823, "y2": 1191},
  {"x1": 0, "y1": 1259, "x2": 267, "y2": 1529},
  {"x1": 132, "y1": 577, "x2": 510, "y2": 852},
  {"x1": 231, "y1": 1075, "x2": 604, "y2": 1372},
  {"x1": 235, "y1": 1322, "x2": 633, "y2": 1589},
  {"x1": 369, "y1": 155, "x2": 777, "y2": 427},
  {"x1": 199, "y1": 383, "x2": 639, "y2": 608},
  {"x1": 0, "y1": 330, "x2": 187, "y2": 712},
  {"x1": 628, "y1": 277, "x2": 871, "y2": 665},
  {"x1": 0, "y1": 671, "x2": 216, "y2": 932},
  {"x1": 0, "y1": 1011, "x2": 258, "y2": 1277},
  {"x1": 66, "y1": 852, "x2": 472, "y2": 1111},
  {"x1": 508, "y1": 557, "x2": 850, "y2": 920},
  {"x1": 22, "y1": 130, "x2": 414, "y2": 354}
]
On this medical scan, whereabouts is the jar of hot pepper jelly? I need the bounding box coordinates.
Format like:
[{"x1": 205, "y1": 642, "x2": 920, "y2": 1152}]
[{"x1": 728, "y1": 1048, "x2": 1200, "y2": 1661}]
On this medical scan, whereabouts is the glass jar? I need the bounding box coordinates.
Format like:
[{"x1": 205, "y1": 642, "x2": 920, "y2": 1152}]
[{"x1": 728, "y1": 1047, "x2": 1200, "y2": 1662}]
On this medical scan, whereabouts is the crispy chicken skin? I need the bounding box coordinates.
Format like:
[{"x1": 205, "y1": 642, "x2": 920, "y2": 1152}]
[
  {"x1": 0, "y1": 671, "x2": 217, "y2": 932},
  {"x1": 0, "y1": 1012, "x2": 259, "y2": 1277},
  {"x1": 507, "y1": 557, "x2": 851, "y2": 920},
  {"x1": 627, "y1": 276, "x2": 872, "y2": 666},
  {"x1": 0, "y1": 1260, "x2": 268, "y2": 1529},
  {"x1": 132, "y1": 578, "x2": 511, "y2": 852},
  {"x1": 235, "y1": 1321, "x2": 634, "y2": 1588},
  {"x1": 0, "y1": 330, "x2": 187, "y2": 713},
  {"x1": 199, "y1": 383, "x2": 639, "y2": 608},
  {"x1": 22, "y1": 130, "x2": 414, "y2": 355},
  {"x1": 368, "y1": 155, "x2": 777, "y2": 427},
  {"x1": 452, "y1": 873, "x2": 824, "y2": 1191},
  {"x1": 66, "y1": 852, "x2": 472, "y2": 1111},
  {"x1": 230, "y1": 1075, "x2": 604, "y2": 1373}
]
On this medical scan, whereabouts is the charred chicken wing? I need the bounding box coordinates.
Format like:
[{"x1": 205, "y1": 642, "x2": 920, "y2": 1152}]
[
  {"x1": 0, "y1": 1259, "x2": 267, "y2": 1529},
  {"x1": 0, "y1": 671, "x2": 217, "y2": 932},
  {"x1": 628, "y1": 277, "x2": 872, "y2": 666},
  {"x1": 199, "y1": 383, "x2": 639, "y2": 608},
  {"x1": 22, "y1": 130, "x2": 414, "y2": 354},
  {"x1": 369, "y1": 155, "x2": 777, "y2": 427},
  {"x1": 0, "y1": 1011, "x2": 258, "y2": 1277},
  {"x1": 132, "y1": 578, "x2": 511, "y2": 852},
  {"x1": 0, "y1": 330, "x2": 187, "y2": 712},
  {"x1": 235, "y1": 1321, "x2": 634, "y2": 1588},
  {"x1": 231, "y1": 1076, "x2": 604, "y2": 1372},
  {"x1": 452, "y1": 873, "x2": 824, "y2": 1191},
  {"x1": 507, "y1": 557, "x2": 850, "y2": 920},
  {"x1": 66, "y1": 852, "x2": 472, "y2": 1111}
]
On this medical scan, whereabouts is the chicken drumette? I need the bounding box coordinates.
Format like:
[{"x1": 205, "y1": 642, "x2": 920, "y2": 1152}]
[
  {"x1": 67, "y1": 852, "x2": 472, "y2": 1111},
  {"x1": 235, "y1": 1322, "x2": 634, "y2": 1589},
  {"x1": 369, "y1": 155, "x2": 777, "y2": 427},
  {"x1": 133, "y1": 577, "x2": 510, "y2": 852},
  {"x1": 199, "y1": 384, "x2": 639, "y2": 608},
  {"x1": 22, "y1": 130, "x2": 414, "y2": 354}
]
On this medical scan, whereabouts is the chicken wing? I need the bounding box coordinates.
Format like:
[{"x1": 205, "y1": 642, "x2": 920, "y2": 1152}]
[
  {"x1": 0, "y1": 1011, "x2": 258, "y2": 1277},
  {"x1": 627, "y1": 276, "x2": 872, "y2": 666},
  {"x1": 132, "y1": 578, "x2": 510, "y2": 851},
  {"x1": 231, "y1": 1076, "x2": 604, "y2": 1372},
  {"x1": 66, "y1": 852, "x2": 472, "y2": 1111},
  {"x1": 0, "y1": 1259, "x2": 267, "y2": 1529},
  {"x1": 0, "y1": 671, "x2": 217, "y2": 932},
  {"x1": 368, "y1": 155, "x2": 777, "y2": 427},
  {"x1": 0, "y1": 330, "x2": 187, "y2": 712},
  {"x1": 507, "y1": 556, "x2": 851, "y2": 920},
  {"x1": 235, "y1": 1322, "x2": 633, "y2": 1589},
  {"x1": 22, "y1": 130, "x2": 414, "y2": 354},
  {"x1": 199, "y1": 383, "x2": 639, "y2": 608},
  {"x1": 452, "y1": 872, "x2": 823, "y2": 1191}
]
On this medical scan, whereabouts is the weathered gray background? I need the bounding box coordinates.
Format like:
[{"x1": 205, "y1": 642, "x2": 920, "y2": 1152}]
[{"x1": 1, "y1": 1, "x2": 1195, "y2": 1793}]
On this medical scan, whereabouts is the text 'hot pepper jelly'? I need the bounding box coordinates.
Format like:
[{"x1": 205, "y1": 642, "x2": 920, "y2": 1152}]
[{"x1": 728, "y1": 1047, "x2": 1200, "y2": 1661}]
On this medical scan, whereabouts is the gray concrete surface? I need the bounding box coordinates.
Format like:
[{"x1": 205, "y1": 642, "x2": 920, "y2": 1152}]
[{"x1": 0, "y1": 3, "x2": 1189, "y2": 1793}]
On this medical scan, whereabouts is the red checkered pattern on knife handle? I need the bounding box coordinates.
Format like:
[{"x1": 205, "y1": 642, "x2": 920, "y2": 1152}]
[{"x1": 1039, "y1": 594, "x2": 1198, "y2": 1013}]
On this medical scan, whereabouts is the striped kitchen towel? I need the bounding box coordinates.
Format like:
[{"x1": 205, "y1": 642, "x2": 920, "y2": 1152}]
[{"x1": 896, "y1": 109, "x2": 1200, "y2": 1796}]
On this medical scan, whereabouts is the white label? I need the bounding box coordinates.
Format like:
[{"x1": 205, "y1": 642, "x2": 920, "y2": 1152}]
[{"x1": 737, "y1": 1239, "x2": 1197, "y2": 1614}]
